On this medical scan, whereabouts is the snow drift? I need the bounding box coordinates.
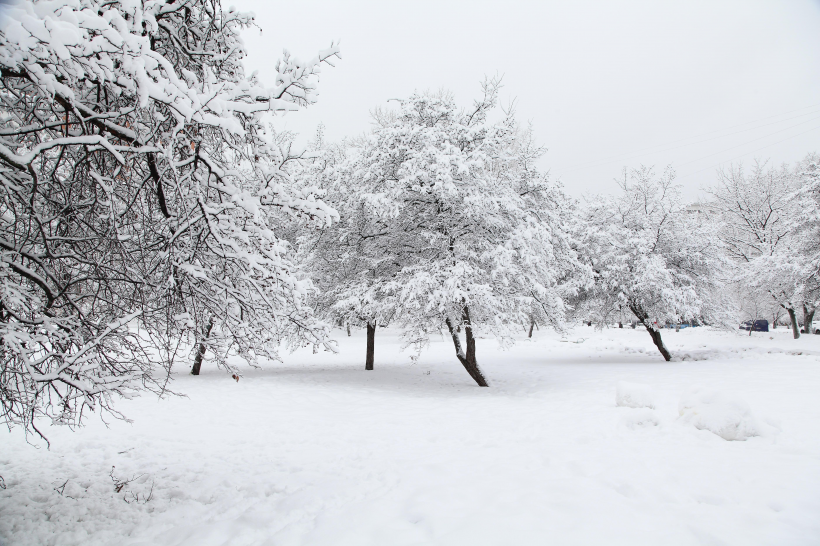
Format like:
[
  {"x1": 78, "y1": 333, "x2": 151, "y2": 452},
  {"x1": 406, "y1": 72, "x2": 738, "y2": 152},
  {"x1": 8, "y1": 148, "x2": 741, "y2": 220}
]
[{"x1": 678, "y1": 387, "x2": 762, "y2": 441}]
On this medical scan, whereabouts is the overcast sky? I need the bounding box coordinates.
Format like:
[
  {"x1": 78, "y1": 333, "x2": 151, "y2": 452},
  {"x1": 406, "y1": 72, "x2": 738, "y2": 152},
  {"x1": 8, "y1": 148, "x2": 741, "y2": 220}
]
[{"x1": 233, "y1": 0, "x2": 820, "y2": 201}]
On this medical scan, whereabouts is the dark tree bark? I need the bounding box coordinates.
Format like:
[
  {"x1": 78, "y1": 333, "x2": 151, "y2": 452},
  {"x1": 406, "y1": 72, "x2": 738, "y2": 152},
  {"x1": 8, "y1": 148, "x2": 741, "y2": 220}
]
[
  {"x1": 463, "y1": 307, "x2": 479, "y2": 373},
  {"x1": 365, "y1": 321, "x2": 375, "y2": 370},
  {"x1": 445, "y1": 306, "x2": 489, "y2": 387},
  {"x1": 787, "y1": 307, "x2": 800, "y2": 339},
  {"x1": 628, "y1": 304, "x2": 672, "y2": 361},
  {"x1": 528, "y1": 319, "x2": 535, "y2": 338},
  {"x1": 191, "y1": 317, "x2": 214, "y2": 375},
  {"x1": 803, "y1": 304, "x2": 816, "y2": 334}
]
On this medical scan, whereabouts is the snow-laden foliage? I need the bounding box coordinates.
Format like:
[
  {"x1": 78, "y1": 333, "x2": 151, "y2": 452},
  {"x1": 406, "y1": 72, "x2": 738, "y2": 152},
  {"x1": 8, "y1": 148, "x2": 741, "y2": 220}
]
[
  {"x1": 293, "y1": 130, "x2": 390, "y2": 335},
  {"x1": 707, "y1": 161, "x2": 796, "y2": 263},
  {"x1": 706, "y1": 160, "x2": 803, "y2": 332},
  {"x1": 305, "y1": 81, "x2": 589, "y2": 384},
  {"x1": 0, "y1": 0, "x2": 339, "y2": 437},
  {"x1": 785, "y1": 154, "x2": 820, "y2": 330},
  {"x1": 795, "y1": 154, "x2": 820, "y2": 276},
  {"x1": 707, "y1": 156, "x2": 819, "y2": 337},
  {"x1": 580, "y1": 167, "x2": 731, "y2": 360}
]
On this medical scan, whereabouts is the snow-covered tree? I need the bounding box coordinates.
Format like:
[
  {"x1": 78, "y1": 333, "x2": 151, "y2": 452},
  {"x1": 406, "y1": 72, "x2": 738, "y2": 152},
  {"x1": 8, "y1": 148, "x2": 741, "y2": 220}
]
[
  {"x1": 707, "y1": 161, "x2": 795, "y2": 262},
  {"x1": 0, "y1": 0, "x2": 339, "y2": 437},
  {"x1": 581, "y1": 166, "x2": 731, "y2": 360},
  {"x1": 783, "y1": 153, "x2": 820, "y2": 334},
  {"x1": 293, "y1": 131, "x2": 396, "y2": 370},
  {"x1": 316, "y1": 82, "x2": 589, "y2": 385},
  {"x1": 751, "y1": 248, "x2": 816, "y2": 338},
  {"x1": 705, "y1": 160, "x2": 804, "y2": 336}
]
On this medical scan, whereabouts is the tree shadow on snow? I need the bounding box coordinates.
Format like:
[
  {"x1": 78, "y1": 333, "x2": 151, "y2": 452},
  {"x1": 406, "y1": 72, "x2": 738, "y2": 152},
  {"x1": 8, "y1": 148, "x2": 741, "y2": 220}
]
[{"x1": 236, "y1": 362, "x2": 494, "y2": 398}]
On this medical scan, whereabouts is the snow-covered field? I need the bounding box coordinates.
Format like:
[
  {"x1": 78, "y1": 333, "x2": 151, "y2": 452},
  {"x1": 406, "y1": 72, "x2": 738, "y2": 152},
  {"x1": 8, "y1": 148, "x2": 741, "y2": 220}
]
[{"x1": 2, "y1": 326, "x2": 820, "y2": 546}]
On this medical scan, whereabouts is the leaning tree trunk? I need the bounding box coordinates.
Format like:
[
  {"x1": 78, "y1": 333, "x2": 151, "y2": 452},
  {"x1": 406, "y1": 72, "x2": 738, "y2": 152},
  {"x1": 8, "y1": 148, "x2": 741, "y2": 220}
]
[
  {"x1": 803, "y1": 304, "x2": 816, "y2": 335},
  {"x1": 445, "y1": 307, "x2": 489, "y2": 387},
  {"x1": 463, "y1": 307, "x2": 481, "y2": 376},
  {"x1": 365, "y1": 321, "x2": 376, "y2": 371},
  {"x1": 787, "y1": 307, "x2": 800, "y2": 339},
  {"x1": 191, "y1": 317, "x2": 214, "y2": 375},
  {"x1": 629, "y1": 304, "x2": 672, "y2": 361}
]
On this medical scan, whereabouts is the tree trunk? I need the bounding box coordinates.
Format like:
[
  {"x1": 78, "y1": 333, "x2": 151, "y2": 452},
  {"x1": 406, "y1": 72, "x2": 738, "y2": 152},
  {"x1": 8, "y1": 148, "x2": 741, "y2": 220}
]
[
  {"x1": 787, "y1": 307, "x2": 800, "y2": 339},
  {"x1": 191, "y1": 317, "x2": 214, "y2": 375},
  {"x1": 445, "y1": 308, "x2": 489, "y2": 387},
  {"x1": 629, "y1": 304, "x2": 672, "y2": 361},
  {"x1": 646, "y1": 324, "x2": 672, "y2": 360},
  {"x1": 528, "y1": 319, "x2": 535, "y2": 338},
  {"x1": 803, "y1": 304, "x2": 816, "y2": 335},
  {"x1": 463, "y1": 307, "x2": 480, "y2": 374},
  {"x1": 346, "y1": 323, "x2": 351, "y2": 337},
  {"x1": 365, "y1": 321, "x2": 375, "y2": 370}
]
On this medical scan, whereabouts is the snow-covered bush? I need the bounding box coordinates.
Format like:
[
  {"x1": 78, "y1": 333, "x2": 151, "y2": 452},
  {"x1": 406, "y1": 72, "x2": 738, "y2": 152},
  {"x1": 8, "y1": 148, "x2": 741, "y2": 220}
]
[
  {"x1": 678, "y1": 387, "x2": 761, "y2": 441},
  {"x1": 0, "y1": 0, "x2": 339, "y2": 437}
]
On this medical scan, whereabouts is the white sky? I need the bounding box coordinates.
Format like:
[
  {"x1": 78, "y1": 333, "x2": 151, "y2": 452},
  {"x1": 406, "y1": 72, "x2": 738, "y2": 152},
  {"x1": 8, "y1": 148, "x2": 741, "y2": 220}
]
[{"x1": 233, "y1": 0, "x2": 820, "y2": 201}]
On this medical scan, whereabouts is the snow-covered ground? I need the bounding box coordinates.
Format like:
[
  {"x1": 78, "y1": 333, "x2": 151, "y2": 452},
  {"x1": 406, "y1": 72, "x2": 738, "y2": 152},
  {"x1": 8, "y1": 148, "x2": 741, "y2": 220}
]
[{"x1": 2, "y1": 326, "x2": 820, "y2": 546}]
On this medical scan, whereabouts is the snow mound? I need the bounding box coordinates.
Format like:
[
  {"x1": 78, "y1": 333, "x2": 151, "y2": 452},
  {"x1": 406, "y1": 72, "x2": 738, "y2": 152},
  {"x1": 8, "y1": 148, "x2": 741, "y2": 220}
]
[
  {"x1": 616, "y1": 381, "x2": 656, "y2": 409},
  {"x1": 678, "y1": 387, "x2": 761, "y2": 441}
]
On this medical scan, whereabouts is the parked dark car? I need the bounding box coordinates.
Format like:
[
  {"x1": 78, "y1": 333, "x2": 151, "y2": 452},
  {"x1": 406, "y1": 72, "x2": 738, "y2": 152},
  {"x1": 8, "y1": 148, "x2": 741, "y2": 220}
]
[{"x1": 740, "y1": 319, "x2": 769, "y2": 332}]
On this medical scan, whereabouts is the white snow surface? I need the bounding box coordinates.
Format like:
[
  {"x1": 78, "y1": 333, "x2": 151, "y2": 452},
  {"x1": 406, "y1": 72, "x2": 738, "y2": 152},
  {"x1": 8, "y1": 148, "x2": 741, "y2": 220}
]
[
  {"x1": 616, "y1": 380, "x2": 656, "y2": 409},
  {"x1": 2, "y1": 326, "x2": 820, "y2": 545}
]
